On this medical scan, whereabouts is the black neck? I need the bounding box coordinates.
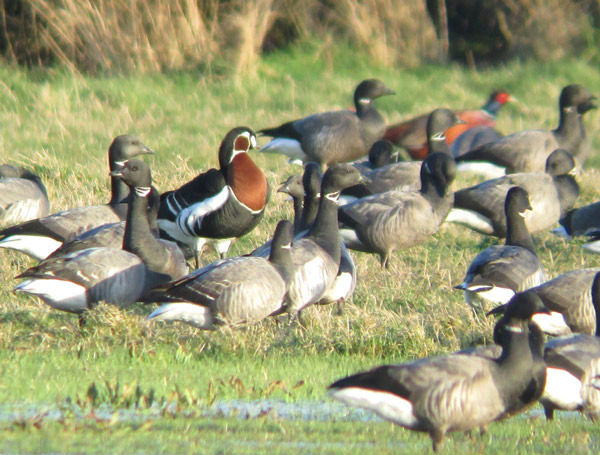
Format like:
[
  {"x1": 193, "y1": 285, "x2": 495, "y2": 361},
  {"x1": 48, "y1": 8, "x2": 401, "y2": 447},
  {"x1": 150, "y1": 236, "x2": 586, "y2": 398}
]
[
  {"x1": 300, "y1": 193, "x2": 320, "y2": 233},
  {"x1": 505, "y1": 209, "x2": 536, "y2": 253},
  {"x1": 428, "y1": 135, "x2": 452, "y2": 155},
  {"x1": 123, "y1": 188, "x2": 166, "y2": 271},
  {"x1": 496, "y1": 319, "x2": 533, "y2": 368},
  {"x1": 109, "y1": 161, "x2": 130, "y2": 219},
  {"x1": 592, "y1": 273, "x2": 600, "y2": 337},
  {"x1": 292, "y1": 198, "x2": 304, "y2": 233},
  {"x1": 554, "y1": 106, "x2": 584, "y2": 144},
  {"x1": 308, "y1": 191, "x2": 341, "y2": 263}
]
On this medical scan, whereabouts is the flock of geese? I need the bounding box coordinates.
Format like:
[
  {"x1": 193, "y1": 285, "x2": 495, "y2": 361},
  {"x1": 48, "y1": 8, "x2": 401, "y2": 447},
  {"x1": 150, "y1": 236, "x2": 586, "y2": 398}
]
[{"x1": 2, "y1": 78, "x2": 600, "y2": 451}]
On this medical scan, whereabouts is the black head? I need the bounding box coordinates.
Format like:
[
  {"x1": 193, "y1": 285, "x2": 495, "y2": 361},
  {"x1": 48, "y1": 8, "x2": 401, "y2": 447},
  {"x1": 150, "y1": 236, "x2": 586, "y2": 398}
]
[
  {"x1": 368, "y1": 140, "x2": 395, "y2": 167},
  {"x1": 559, "y1": 84, "x2": 597, "y2": 114},
  {"x1": 545, "y1": 149, "x2": 576, "y2": 176},
  {"x1": 109, "y1": 135, "x2": 154, "y2": 168},
  {"x1": 354, "y1": 79, "x2": 395, "y2": 106},
  {"x1": 505, "y1": 186, "x2": 532, "y2": 218},
  {"x1": 109, "y1": 158, "x2": 152, "y2": 190},
  {"x1": 493, "y1": 292, "x2": 550, "y2": 343},
  {"x1": 277, "y1": 174, "x2": 304, "y2": 199},
  {"x1": 426, "y1": 108, "x2": 465, "y2": 142},
  {"x1": 218, "y1": 126, "x2": 257, "y2": 169},
  {"x1": 303, "y1": 162, "x2": 322, "y2": 198},
  {"x1": 321, "y1": 163, "x2": 365, "y2": 196},
  {"x1": 420, "y1": 152, "x2": 457, "y2": 190}
]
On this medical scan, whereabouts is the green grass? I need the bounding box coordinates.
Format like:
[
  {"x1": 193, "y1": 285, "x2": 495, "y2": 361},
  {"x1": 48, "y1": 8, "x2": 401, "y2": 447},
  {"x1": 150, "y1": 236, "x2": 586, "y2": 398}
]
[{"x1": 2, "y1": 44, "x2": 600, "y2": 452}]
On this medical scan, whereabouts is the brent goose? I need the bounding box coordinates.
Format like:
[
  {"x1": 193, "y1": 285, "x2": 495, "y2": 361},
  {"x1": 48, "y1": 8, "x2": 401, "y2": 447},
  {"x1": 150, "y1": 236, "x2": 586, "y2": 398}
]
[
  {"x1": 14, "y1": 159, "x2": 186, "y2": 320},
  {"x1": 447, "y1": 149, "x2": 579, "y2": 236},
  {"x1": 455, "y1": 84, "x2": 596, "y2": 175},
  {"x1": 0, "y1": 135, "x2": 154, "y2": 260},
  {"x1": 329, "y1": 292, "x2": 549, "y2": 452},
  {"x1": 157, "y1": 127, "x2": 269, "y2": 266},
  {"x1": 147, "y1": 220, "x2": 294, "y2": 329},
  {"x1": 0, "y1": 164, "x2": 50, "y2": 225},
  {"x1": 455, "y1": 187, "x2": 547, "y2": 313},
  {"x1": 339, "y1": 152, "x2": 456, "y2": 268},
  {"x1": 384, "y1": 90, "x2": 511, "y2": 160},
  {"x1": 259, "y1": 79, "x2": 395, "y2": 169}
]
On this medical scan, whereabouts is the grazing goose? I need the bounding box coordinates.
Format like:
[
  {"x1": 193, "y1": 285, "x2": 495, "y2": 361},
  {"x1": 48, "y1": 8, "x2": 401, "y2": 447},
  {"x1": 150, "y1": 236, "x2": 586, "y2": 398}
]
[
  {"x1": 0, "y1": 135, "x2": 154, "y2": 260},
  {"x1": 157, "y1": 127, "x2": 268, "y2": 266},
  {"x1": 339, "y1": 152, "x2": 456, "y2": 268},
  {"x1": 341, "y1": 108, "x2": 464, "y2": 204},
  {"x1": 46, "y1": 186, "x2": 161, "y2": 260},
  {"x1": 447, "y1": 149, "x2": 579, "y2": 237},
  {"x1": 259, "y1": 79, "x2": 395, "y2": 169},
  {"x1": 557, "y1": 200, "x2": 600, "y2": 239},
  {"x1": 0, "y1": 164, "x2": 50, "y2": 225},
  {"x1": 14, "y1": 159, "x2": 186, "y2": 319},
  {"x1": 455, "y1": 84, "x2": 596, "y2": 175},
  {"x1": 455, "y1": 187, "x2": 547, "y2": 313},
  {"x1": 351, "y1": 140, "x2": 398, "y2": 174},
  {"x1": 329, "y1": 292, "x2": 549, "y2": 452},
  {"x1": 147, "y1": 220, "x2": 294, "y2": 329},
  {"x1": 384, "y1": 90, "x2": 511, "y2": 160},
  {"x1": 490, "y1": 269, "x2": 600, "y2": 337}
]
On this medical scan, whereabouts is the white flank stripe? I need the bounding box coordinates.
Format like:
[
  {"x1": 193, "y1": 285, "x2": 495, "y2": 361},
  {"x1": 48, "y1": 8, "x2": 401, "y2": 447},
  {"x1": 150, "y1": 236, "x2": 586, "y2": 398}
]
[
  {"x1": 542, "y1": 368, "x2": 583, "y2": 411},
  {"x1": 583, "y1": 240, "x2": 600, "y2": 255},
  {"x1": 15, "y1": 279, "x2": 88, "y2": 312},
  {"x1": 456, "y1": 162, "x2": 506, "y2": 179},
  {"x1": 531, "y1": 312, "x2": 571, "y2": 336},
  {"x1": 467, "y1": 285, "x2": 515, "y2": 304},
  {"x1": 0, "y1": 235, "x2": 63, "y2": 260},
  {"x1": 260, "y1": 139, "x2": 309, "y2": 162},
  {"x1": 445, "y1": 208, "x2": 494, "y2": 234},
  {"x1": 329, "y1": 387, "x2": 419, "y2": 429},
  {"x1": 148, "y1": 302, "x2": 215, "y2": 330},
  {"x1": 176, "y1": 186, "x2": 230, "y2": 236}
]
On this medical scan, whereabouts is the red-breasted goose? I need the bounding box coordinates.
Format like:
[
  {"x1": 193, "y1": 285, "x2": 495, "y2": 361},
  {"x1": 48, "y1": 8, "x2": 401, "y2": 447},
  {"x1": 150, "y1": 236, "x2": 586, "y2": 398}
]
[
  {"x1": 146, "y1": 220, "x2": 294, "y2": 329},
  {"x1": 259, "y1": 79, "x2": 395, "y2": 169},
  {"x1": 339, "y1": 152, "x2": 456, "y2": 268},
  {"x1": 384, "y1": 90, "x2": 511, "y2": 160},
  {"x1": 0, "y1": 164, "x2": 50, "y2": 225},
  {"x1": 455, "y1": 84, "x2": 596, "y2": 175},
  {"x1": 340, "y1": 109, "x2": 464, "y2": 205},
  {"x1": 0, "y1": 135, "x2": 154, "y2": 260},
  {"x1": 455, "y1": 187, "x2": 547, "y2": 313},
  {"x1": 329, "y1": 292, "x2": 549, "y2": 452},
  {"x1": 14, "y1": 159, "x2": 186, "y2": 319},
  {"x1": 157, "y1": 127, "x2": 268, "y2": 266},
  {"x1": 447, "y1": 149, "x2": 579, "y2": 237}
]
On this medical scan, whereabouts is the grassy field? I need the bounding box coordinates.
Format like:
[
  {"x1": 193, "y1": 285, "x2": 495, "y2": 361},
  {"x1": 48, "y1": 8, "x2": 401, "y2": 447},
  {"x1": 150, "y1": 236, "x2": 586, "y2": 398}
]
[{"x1": 2, "y1": 43, "x2": 600, "y2": 452}]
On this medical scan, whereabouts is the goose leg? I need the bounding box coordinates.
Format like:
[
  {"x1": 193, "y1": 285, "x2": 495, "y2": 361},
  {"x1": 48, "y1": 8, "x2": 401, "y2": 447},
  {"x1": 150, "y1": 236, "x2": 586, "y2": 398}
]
[{"x1": 430, "y1": 428, "x2": 445, "y2": 452}]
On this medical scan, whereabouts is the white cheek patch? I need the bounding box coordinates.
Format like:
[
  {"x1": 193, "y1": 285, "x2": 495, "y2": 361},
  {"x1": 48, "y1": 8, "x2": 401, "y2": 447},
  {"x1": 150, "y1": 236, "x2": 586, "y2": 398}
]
[
  {"x1": 329, "y1": 387, "x2": 420, "y2": 429},
  {"x1": 134, "y1": 186, "x2": 151, "y2": 197}
]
